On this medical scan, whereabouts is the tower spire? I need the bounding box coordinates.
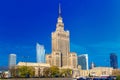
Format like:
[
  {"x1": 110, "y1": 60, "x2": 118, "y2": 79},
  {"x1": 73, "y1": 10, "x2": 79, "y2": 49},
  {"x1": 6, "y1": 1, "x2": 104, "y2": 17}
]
[
  {"x1": 59, "y1": 3, "x2": 61, "y2": 17},
  {"x1": 56, "y1": 3, "x2": 64, "y2": 31}
]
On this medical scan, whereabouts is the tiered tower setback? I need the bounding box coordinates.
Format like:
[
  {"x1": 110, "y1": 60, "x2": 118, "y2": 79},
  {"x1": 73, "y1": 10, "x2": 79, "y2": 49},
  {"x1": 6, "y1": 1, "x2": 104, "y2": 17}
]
[{"x1": 46, "y1": 4, "x2": 77, "y2": 69}]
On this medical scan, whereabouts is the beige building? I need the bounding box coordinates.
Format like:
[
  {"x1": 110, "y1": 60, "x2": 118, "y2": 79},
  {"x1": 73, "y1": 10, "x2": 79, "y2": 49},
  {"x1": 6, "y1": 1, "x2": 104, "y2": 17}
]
[
  {"x1": 46, "y1": 4, "x2": 77, "y2": 69},
  {"x1": 17, "y1": 62, "x2": 50, "y2": 77},
  {"x1": 17, "y1": 5, "x2": 78, "y2": 78},
  {"x1": 79, "y1": 67, "x2": 113, "y2": 77},
  {"x1": 68, "y1": 53, "x2": 78, "y2": 69}
]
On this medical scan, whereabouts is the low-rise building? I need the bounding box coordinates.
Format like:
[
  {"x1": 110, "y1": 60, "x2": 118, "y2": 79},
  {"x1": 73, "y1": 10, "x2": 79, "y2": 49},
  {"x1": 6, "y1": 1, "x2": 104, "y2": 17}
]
[
  {"x1": 79, "y1": 67, "x2": 113, "y2": 77},
  {"x1": 17, "y1": 62, "x2": 50, "y2": 77}
]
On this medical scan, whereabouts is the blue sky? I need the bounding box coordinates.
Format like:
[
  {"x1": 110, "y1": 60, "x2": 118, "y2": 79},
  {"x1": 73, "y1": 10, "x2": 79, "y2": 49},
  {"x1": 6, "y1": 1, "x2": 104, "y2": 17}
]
[{"x1": 0, "y1": 0, "x2": 120, "y2": 68}]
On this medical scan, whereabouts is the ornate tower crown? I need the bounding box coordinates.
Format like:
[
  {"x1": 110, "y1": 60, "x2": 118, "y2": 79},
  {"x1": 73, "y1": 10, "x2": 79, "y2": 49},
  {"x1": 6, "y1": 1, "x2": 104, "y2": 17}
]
[{"x1": 56, "y1": 3, "x2": 64, "y2": 31}]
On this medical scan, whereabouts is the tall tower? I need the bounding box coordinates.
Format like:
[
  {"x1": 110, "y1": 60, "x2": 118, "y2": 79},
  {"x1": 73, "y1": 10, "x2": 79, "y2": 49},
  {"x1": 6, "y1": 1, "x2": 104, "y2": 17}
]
[
  {"x1": 9, "y1": 54, "x2": 16, "y2": 68},
  {"x1": 46, "y1": 4, "x2": 77, "y2": 69},
  {"x1": 110, "y1": 53, "x2": 118, "y2": 69},
  {"x1": 51, "y1": 4, "x2": 70, "y2": 67},
  {"x1": 36, "y1": 43, "x2": 45, "y2": 63},
  {"x1": 78, "y1": 54, "x2": 88, "y2": 70}
]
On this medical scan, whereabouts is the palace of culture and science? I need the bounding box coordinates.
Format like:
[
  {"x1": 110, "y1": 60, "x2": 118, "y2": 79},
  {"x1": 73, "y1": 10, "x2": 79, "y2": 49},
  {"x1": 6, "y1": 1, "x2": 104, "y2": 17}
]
[
  {"x1": 18, "y1": 4, "x2": 114, "y2": 77},
  {"x1": 18, "y1": 4, "x2": 79, "y2": 77},
  {"x1": 46, "y1": 5, "x2": 78, "y2": 69}
]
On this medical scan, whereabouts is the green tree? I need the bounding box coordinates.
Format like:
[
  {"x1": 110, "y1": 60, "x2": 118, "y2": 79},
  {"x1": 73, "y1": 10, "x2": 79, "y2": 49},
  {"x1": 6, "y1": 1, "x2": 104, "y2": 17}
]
[
  {"x1": 43, "y1": 66, "x2": 60, "y2": 78},
  {"x1": 43, "y1": 67, "x2": 51, "y2": 77},
  {"x1": 43, "y1": 66, "x2": 73, "y2": 78},
  {"x1": 9, "y1": 67, "x2": 17, "y2": 77},
  {"x1": 116, "y1": 76, "x2": 120, "y2": 80},
  {"x1": 50, "y1": 66, "x2": 60, "y2": 77},
  {"x1": 18, "y1": 66, "x2": 35, "y2": 78},
  {"x1": 60, "y1": 68, "x2": 72, "y2": 77}
]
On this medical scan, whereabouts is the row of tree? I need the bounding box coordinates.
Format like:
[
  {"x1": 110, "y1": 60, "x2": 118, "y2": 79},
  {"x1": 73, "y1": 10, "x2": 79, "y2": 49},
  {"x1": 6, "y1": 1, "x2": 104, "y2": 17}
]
[
  {"x1": 9, "y1": 66, "x2": 35, "y2": 78},
  {"x1": 43, "y1": 66, "x2": 72, "y2": 78},
  {"x1": 9, "y1": 66, "x2": 72, "y2": 78}
]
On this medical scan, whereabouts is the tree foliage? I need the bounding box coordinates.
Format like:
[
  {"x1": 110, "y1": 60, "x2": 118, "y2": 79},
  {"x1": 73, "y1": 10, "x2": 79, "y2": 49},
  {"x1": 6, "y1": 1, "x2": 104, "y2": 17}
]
[
  {"x1": 43, "y1": 66, "x2": 72, "y2": 78},
  {"x1": 50, "y1": 66, "x2": 60, "y2": 77},
  {"x1": 43, "y1": 67, "x2": 51, "y2": 77},
  {"x1": 116, "y1": 75, "x2": 120, "y2": 80},
  {"x1": 9, "y1": 67, "x2": 17, "y2": 77},
  {"x1": 18, "y1": 66, "x2": 35, "y2": 78},
  {"x1": 43, "y1": 66, "x2": 59, "y2": 78},
  {"x1": 60, "y1": 68, "x2": 72, "y2": 77}
]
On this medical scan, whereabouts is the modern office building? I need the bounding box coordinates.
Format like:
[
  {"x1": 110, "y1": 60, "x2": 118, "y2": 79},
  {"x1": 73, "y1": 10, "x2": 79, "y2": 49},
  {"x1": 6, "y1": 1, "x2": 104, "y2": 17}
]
[
  {"x1": 9, "y1": 54, "x2": 16, "y2": 68},
  {"x1": 36, "y1": 43, "x2": 45, "y2": 63},
  {"x1": 46, "y1": 4, "x2": 77, "y2": 69},
  {"x1": 110, "y1": 53, "x2": 118, "y2": 69},
  {"x1": 78, "y1": 54, "x2": 88, "y2": 70}
]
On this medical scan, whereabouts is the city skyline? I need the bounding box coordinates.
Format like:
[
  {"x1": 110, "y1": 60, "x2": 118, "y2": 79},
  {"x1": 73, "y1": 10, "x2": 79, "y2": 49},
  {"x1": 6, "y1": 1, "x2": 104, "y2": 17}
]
[{"x1": 0, "y1": 0, "x2": 120, "y2": 68}]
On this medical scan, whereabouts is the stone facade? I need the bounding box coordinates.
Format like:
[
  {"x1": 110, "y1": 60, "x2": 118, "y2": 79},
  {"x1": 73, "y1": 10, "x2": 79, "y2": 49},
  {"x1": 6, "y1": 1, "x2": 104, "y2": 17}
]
[
  {"x1": 79, "y1": 67, "x2": 113, "y2": 77},
  {"x1": 46, "y1": 5, "x2": 77, "y2": 69},
  {"x1": 68, "y1": 53, "x2": 78, "y2": 69},
  {"x1": 46, "y1": 54, "x2": 52, "y2": 66},
  {"x1": 17, "y1": 62, "x2": 50, "y2": 77}
]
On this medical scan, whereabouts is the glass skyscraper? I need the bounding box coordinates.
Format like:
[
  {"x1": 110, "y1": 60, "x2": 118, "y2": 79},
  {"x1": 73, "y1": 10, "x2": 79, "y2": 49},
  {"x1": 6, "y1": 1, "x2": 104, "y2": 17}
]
[
  {"x1": 110, "y1": 53, "x2": 118, "y2": 69},
  {"x1": 78, "y1": 54, "x2": 88, "y2": 70},
  {"x1": 9, "y1": 54, "x2": 16, "y2": 68},
  {"x1": 36, "y1": 43, "x2": 45, "y2": 63}
]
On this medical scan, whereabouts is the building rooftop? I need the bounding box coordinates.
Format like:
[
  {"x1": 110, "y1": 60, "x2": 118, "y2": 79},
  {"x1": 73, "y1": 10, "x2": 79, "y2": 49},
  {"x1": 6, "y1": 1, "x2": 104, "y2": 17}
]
[{"x1": 17, "y1": 62, "x2": 50, "y2": 67}]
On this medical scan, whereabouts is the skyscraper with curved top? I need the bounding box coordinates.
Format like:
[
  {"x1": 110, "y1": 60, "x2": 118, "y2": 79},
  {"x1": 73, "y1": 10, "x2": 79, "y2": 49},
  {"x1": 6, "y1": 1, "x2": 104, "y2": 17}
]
[{"x1": 36, "y1": 43, "x2": 45, "y2": 63}]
